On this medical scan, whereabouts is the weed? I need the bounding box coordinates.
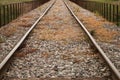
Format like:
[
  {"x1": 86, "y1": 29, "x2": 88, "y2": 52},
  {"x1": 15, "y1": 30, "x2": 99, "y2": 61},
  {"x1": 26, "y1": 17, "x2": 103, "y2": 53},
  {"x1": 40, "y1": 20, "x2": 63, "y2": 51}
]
[
  {"x1": 74, "y1": 7, "x2": 80, "y2": 12},
  {"x1": 15, "y1": 48, "x2": 37, "y2": 57},
  {"x1": 0, "y1": 35, "x2": 5, "y2": 43},
  {"x1": 90, "y1": 30, "x2": 95, "y2": 36},
  {"x1": 19, "y1": 23, "x2": 32, "y2": 27},
  {"x1": 41, "y1": 52, "x2": 53, "y2": 58},
  {"x1": 0, "y1": 0, "x2": 32, "y2": 4},
  {"x1": 76, "y1": 12, "x2": 118, "y2": 42},
  {"x1": 94, "y1": 11, "x2": 100, "y2": 16},
  {"x1": 38, "y1": 7, "x2": 41, "y2": 10},
  {"x1": 0, "y1": 26, "x2": 16, "y2": 37}
]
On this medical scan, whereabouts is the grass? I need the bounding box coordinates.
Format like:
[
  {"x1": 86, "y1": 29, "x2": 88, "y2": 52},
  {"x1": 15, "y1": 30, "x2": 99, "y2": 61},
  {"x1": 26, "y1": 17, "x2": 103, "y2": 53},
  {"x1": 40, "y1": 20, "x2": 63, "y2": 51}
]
[
  {"x1": 0, "y1": 0, "x2": 33, "y2": 4},
  {"x1": 15, "y1": 47, "x2": 37, "y2": 57},
  {"x1": 0, "y1": 35, "x2": 5, "y2": 43},
  {"x1": 0, "y1": 0, "x2": 35, "y2": 27},
  {"x1": 74, "y1": 0, "x2": 120, "y2": 26},
  {"x1": 70, "y1": 2, "x2": 119, "y2": 43},
  {"x1": 88, "y1": 0, "x2": 120, "y2": 2},
  {"x1": 33, "y1": 15, "x2": 86, "y2": 42},
  {"x1": 33, "y1": 25, "x2": 85, "y2": 41},
  {"x1": 0, "y1": 26, "x2": 17, "y2": 37}
]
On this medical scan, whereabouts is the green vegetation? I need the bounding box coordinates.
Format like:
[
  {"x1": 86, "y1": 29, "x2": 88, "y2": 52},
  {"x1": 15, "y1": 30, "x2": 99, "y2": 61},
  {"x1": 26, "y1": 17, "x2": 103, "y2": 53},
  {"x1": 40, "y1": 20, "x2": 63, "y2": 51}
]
[
  {"x1": 0, "y1": 0, "x2": 33, "y2": 4},
  {"x1": 0, "y1": 35, "x2": 5, "y2": 43},
  {"x1": 88, "y1": 0, "x2": 120, "y2": 2},
  {"x1": 87, "y1": 0, "x2": 120, "y2": 26}
]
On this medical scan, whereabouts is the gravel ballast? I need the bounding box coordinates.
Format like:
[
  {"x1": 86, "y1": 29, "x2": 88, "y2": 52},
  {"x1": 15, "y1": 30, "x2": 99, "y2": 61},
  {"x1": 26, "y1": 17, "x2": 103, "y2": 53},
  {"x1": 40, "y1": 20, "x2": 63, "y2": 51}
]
[
  {"x1": 2, "y1": 0, "x2": 112, "y2": 80},
  {"x1": 0, "y1": 0, "x2": 53, "y2": 63},
  {"x1": 68, "y1": 0, "x2": 120, "y2": 72}
]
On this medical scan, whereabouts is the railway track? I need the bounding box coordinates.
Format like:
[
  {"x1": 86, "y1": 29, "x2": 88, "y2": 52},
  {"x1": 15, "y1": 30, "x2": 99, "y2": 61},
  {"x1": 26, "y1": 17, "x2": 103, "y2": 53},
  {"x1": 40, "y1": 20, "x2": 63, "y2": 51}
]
[
  {"x1": 63, "y1": 1, "x2": 120, "y2": 80},
  {"x1": 0, "y1": 0, "x2": 120, "y2": 80},
  {"x1": 0, "y1": 0, "x2": 56, "y2": 78}
]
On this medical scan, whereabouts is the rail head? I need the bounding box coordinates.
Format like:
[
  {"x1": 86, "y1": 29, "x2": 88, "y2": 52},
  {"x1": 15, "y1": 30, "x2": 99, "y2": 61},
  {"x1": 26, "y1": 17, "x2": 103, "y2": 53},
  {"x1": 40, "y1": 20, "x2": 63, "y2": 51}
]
[{"x1": 63, "y1": 0, "x2": 120, "y2": 80}]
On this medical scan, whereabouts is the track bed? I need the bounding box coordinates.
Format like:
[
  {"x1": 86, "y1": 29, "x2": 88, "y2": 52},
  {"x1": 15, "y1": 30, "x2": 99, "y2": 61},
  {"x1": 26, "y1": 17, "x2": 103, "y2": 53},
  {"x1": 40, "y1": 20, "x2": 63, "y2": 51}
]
[{"x1": 1, "y1": 0, "x2": 120, "y2": 80}]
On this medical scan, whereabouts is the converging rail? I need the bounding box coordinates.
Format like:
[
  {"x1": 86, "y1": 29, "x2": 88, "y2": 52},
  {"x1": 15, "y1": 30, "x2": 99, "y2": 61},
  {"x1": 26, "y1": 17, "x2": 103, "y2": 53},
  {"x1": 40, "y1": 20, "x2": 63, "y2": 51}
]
[
  {"x1": 63, "y1": 1, "x2": 120, "y2": 80},
  {"x1": 0, "y1": 0, "x2": 55, "y2": 78},
  {"x1": 0, "y1": 0, "x2": 120, "y2": 80}
]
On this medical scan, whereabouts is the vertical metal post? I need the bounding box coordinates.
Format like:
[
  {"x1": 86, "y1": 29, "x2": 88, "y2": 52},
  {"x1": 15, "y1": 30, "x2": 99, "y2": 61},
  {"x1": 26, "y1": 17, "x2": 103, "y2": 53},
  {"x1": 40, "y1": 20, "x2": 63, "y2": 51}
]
[
  {"x1": 113, "y1": 4, "x2": 115, "y2": 22},
  {"x1": 18, "y1": 3, "x2": 20, "y2": 16},
  {"x1": 3, "y1": 5, "x2": 6, "y2": 25},
  {"x1": 90, "y1": 2, "x2": 92, "y2": 11},
  {"x1": 94, "y1": 2, "x2": 95, "y2": 12},
  {"x1": 101, "y1": 3, "x2": 104, "y2": 17},
  {"x1": 8, "y1": 4, "x2": 10, "y2": 23},
  {"x1": 116, "y1": 4, "x2": 119, "y2": 25},
  {"x1": 99, "y1": 3, "x2": 101, "y2": 13},
  {"x1": 104, "y1": 3, "x2": 105, "y2": 18},
  {"x1": 11, "y1": 4, "x2": 14, "y2": 20},
  {"x1": 96, "y1": 2, "x2": 98, "y2": 12},
  {"x1": 20, "y1": 3, "x2": 22, "y2": 15},
  {"x1": 1, "y1": 6, "x2": 3, "y2": 26},
  {"x1": 13, "y1": 4, "x2": 16, "y2": 19},
  {"x1": 16, "y1": 3, "x2": 18, "y2": 17},
  {"x1": 14, "y1": 4, "x2": 17, "y2": 19},
  {"x1": 87, "y1": 2, "x2": 89, "y2": 10},
  {"x1": 109, "y1": 4, "x2": 111, "y2": 21},
  {"x1": 98, "y1": 3, "x2": 100, "y2": 14},
  {"x1": 95, "y1": 2, "x2": 97, "y2": 12},
  {"x1": 106, "y1": 3, "x2": 108, "y2": 20},
  {"x1": 22, "y1": 3, "x2": 24, "y2": 15},
  {"x1": 10, "y1": 4, "x2": 12, "y2": 21},
  {"x1": 6, "y1": 5, "x2": 9, "y2": 24},
  {"x1": 0, "y1": 5, "x2": 1, "y2": 27},
  {"x1": 101, "y1": 3, "x2": 103, "y2": 15}
]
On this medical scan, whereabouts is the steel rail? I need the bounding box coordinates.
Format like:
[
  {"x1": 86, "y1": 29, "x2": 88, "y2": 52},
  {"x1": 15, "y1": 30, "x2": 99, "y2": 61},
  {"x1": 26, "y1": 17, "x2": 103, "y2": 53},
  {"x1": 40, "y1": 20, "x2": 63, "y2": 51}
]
[
  {"x1": 0, "y1": 0, "x2": 56, "y2": 71},
  {"x1": 63, "y1": 1, "x2": 120, "y2": 80}
]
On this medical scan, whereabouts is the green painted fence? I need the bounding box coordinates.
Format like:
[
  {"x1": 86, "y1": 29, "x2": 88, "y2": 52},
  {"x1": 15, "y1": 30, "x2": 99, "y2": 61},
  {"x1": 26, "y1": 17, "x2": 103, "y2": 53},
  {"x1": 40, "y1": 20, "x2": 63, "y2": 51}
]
[
  {"x1": 0, "y1": 0, "x2": 49, "y2": 27},
  {"x1": 70, "y1": 0, "x2": 120, "y2": 26}
]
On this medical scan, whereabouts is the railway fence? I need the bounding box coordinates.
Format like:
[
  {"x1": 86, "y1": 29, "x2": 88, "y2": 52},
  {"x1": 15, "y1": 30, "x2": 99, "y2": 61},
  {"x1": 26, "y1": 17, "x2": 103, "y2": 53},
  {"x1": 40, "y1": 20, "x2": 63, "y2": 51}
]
[
  {"x1": 0, "y1": 0, "x2": 49, "y2": 27},
  {"x1": 70, "y1": 0, "x2": 120, "y2": 26}
]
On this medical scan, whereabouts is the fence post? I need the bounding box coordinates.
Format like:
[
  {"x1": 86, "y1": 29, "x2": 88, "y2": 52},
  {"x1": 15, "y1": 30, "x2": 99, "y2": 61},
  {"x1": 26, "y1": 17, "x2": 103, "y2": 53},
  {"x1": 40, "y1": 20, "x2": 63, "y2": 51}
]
[
  {"x1": 116, "y1": 4, "x2": 119, "y2": 25},
  {"x1": 12, "y1": 4, "x2": 14, "y2": 20},
  {"x1": 109, "y1": 4, "x2": 111, "y2": 21},
  {"x1": 98, "y1": 3, "x2": 100, "y2": 13},
  {"x1": 20, "y1": 3, "x2": 22, "y2": 15},
  {"x1": 0, "y1": 5, "x2": 1, "y2": 27},
  {"x1": 70, "y1": 0, "x2": 119, "y2": 26},
  {"x1": 3, "y1": 5, "x2": 6, "y2": 25},
  {"x1": 14, "y1": 4, "x2": 16, "y2": 19},
  {"x1": 94, "y1": 2, "x2": 97, "y2": 12},
  {"x1": 6, "y1": 5, "x2": 9, "y2": 24},
  {"x1": 92, "y1": 2, "x2": 94, "y2": 12},
  {"x1": 15, "y1": 4, "x2": 17, "y2": 18},
  {"x1": 10, "y1": 4, "x2": 12, "y2": 21},
  {"x1": 18, "y1": 3, "x2": 20, "y2": 17},
  {"x1": 22, "y1": 3, "x2": 24, "y2": 14},
  {"x1": 90, "y1": 2, "x2": 92, "y2": 11},
  {"x1": 100, "y1": 3, "x2": 102, "y2": 15},
  {"x1": 16, "y1": 3, "x2": 18, "y2": 17},
  {"x1": 104, "y1": 3, "x2": 106, "y2": 18},
  {"x1": 0, "y1": 0, "x2": 49, "y2": 27},
  {"x1": 113, "y1": 4, "x2": 115, "y2": 22},
  {"x1": 106, "y1": 3, "x2": 108, "y2": 20}
]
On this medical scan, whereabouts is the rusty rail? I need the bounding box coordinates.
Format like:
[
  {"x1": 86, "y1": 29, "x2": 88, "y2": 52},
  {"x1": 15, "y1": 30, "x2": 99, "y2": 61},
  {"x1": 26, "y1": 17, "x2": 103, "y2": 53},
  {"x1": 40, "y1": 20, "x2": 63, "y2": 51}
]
[
  {"x1": 63, "y1": 1, "x2": 120, "y2": 80},
  {"x1": 0, "y1": 0, "x2": 55, "y2": 79}
]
